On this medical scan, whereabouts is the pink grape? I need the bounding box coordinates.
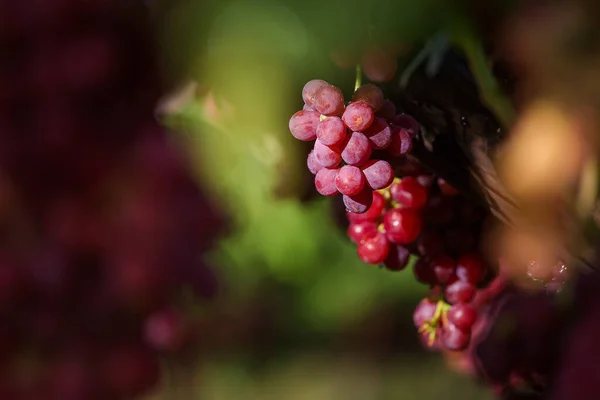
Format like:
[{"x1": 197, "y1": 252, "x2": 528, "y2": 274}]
[
  {"x1": 302, "y1": 79, "x2": 328, "y2": 107},
  {"x1": 341, "y1": 131, "x2": 371, "y2": 166},
  {"x1": 363, "y1": 117, "x2": 392, "y2": 149},
  {"x1": 342, "y1": 101, "x2": 375, "y2": 131},
  {"x1": 343, "y1": 186, "x2": 373, "y2": 214},
  {"x1": 431, "y1": 255, "x2": 456, "y2": 285},
  {"x1": 289, "y1": 110, "x2": 320, "y2": 141},
  {"x1": 347, "y1": 221, "x2": 378, "y2": 243},
  {"x1": 445, "y1": 280, "x2": 476, "y2": 304},
  {"x1": 375, "y1": 99, "x2": 396, "y2": 121},
  {"x1": 352, "y1": 84, "x2": 385, "y2": 111},
  {"x1": 357, "y1": 231, "x2": 390, "y2": 264},
  {"x1": 335, "y1": 165, "x2": 365, "y2": 196},
  {"x1": 441, "y1": 322, "x2": 470, "y2": 351},
  {"x1": 303, "y1": 104, "x2": 315, "y2": 111},
  {"x1": 306, "y1": 150, "x2": 324, "y2": 175},
  {"x1": 361, "y1": 159, "x2": 394, "y2": 189},
  {"x1": 313, "y1": 138, "x2": 342, "y2": 168},
  {"x1": 316, "y1": 116, "x2": 346, "y2": 146},
  {"x1": 413, "y1": 298, "x2": 437, "y2": 328},
  {"x1": 314, "y1": 85, "x2": 345, "y2": 116},
  {"x1": 392, "y1": 113, "x2": 419, "y2": 136},
  {"x1": 387, "y1": 126, "x2": 412, "y2": 156},
  {"x1": 314, "y1": 168, "x2": 339, "y2": 196},
  {"x1": 346, "y1": 191, "x2": 386, "y2": 222}
]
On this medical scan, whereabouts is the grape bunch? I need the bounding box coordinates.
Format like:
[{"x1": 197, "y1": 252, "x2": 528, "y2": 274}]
[
  {"x1": 289, "y1": 79, "x2": 418, "y2": 213},
  {"x1": 0, "y1": 0, "x2": 224, "y2": 398}
]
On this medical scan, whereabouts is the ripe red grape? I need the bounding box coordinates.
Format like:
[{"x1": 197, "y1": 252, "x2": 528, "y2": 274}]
[
  {"x1": 335, "y1": 165, "x2": 365, "y2": 196},
  {"x1": 316, "y1": 116, "x2": 347, "y2": 146},
  {"x1": 343, "y1": 186, "x2": 374, "y2": 214},
  {"x1": 447, "y1": 303, "x2": 477, "y2": 331},
  {"x1": 342, "y1": 102, "x2": 375, "y2": 132},
  {"x1": 392, "y1": 113, "x2": 419, "y2": 136},
  {"x1": 302, "y1": 79, "x2": 329, "y2": 107},
  {"x1": 390, "y1": 177, "x2": 428, "y2": 210},
  {"x1": 456, "y1": 253, "x2": 485, "y2": 285},
  {"x1": 383, "y1": 208, "x2": 422, "y2": 244},
  {"x1": 361, "y1": 159, "x2": 394, "y2": 190},
  {"x1": 347, "y1": 221, "x2": 378, "y2": 243},
  {"x1": 414, "y1": 257, "x2": 437, "y2": 285},
  {"x1": 431, "y1": 255, "x2": 456, "y2": 285},
  {"x1": 288, "y1": 109, "x2": 320, "y2": 141},
  {"x1": 346, "y1": 190, "x2": 386, "y2": 222},
  {"x1": 413, "y1": 298, "x2": 437, "y2": 328},
  {"x1": 441, "y1": 322, "x2": 470, "y2": 351},
  {"x1": 314, "y1": 167, "x2": 339, "y2": 196},
  {"x1": 313, "y1": 138, "x2": 342, "y2": 168},
  {"x1": 375, "y1": 99, "x2": 396, "y2": 121},
  {"x1": 357, "y1": 231, "x2": 390, "y2": 264},
  {"x1": 387, "y1": 126, "x2": 413, "y2": 156},
  {"x1": 364, "y1": 117, "x2": 392, "y2": 149},
  {"x1": 445, "y1": 280, "x2": 476, "y2": 304},
  {"x1": 384, "y1": 244, "x2": 411, "y2": 271},
  {"x1": 341, "y1": 131, "x2": 372, "y2": 166},
  {"x1": 352, "y1": 84, "x2": 385, "y2": 111},
  {"x1": 314, "y1": 84, "x2": 345, "y2": 116},
  {"x1": 307, "y1": 150, "x2": 324, "y2": 175}
]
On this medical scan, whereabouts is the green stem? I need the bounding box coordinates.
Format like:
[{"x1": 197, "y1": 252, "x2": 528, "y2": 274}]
[{"x1": 354, "y1": 64, "x2": 362, "y2": 92}]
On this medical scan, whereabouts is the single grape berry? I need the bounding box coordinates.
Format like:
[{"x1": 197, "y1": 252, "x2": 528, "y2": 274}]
[
  {"x1": 341, "y1": 131, "x2": 372, "y2": 166},
  {"x1": 357, "y1": 231, "x2": 390, "y2": 264},
  {"x1": 302, "y1": 79, "x2": 329, "y2": 107},
  {"x1": 445, "y1": 280, "x2": 476, "y2": 304},
  {"x1": 335, "y1": 165, "x2": 365, "y2": 196},
  {"x1": 456, "y1": 253, "x2": 485, "y2": 285},
  {"x1": 342, "y1": 102, "x2": 374, "y2": 132},
  {"x1": 361, "y1": 159, "x2": 394, "y2": 190},
  {"x1": 363, "y1": 117, "x2": 392, "y2": 149},
  {"x1": 343, "y1": 186, "x2": 373, "y2": 214},
  {"x1": 346, "y1": 191, "x2": 386, "y2": 222},
  {"x1": 347, "y1": 221, "x2": 378, "y2": 244},
  {"x1": 383, "y1": 208, "x2": 422, "y2": 244},
  {"x1": 289, "y1": 110, "x2": 320, "y2": 141},
  {"x1": 306, "y1": 151, "x2": 323, "y2": 175},
  {"x1": 361, "y1": 47, "x2": 398, "y2": 83},
  {"x1": 413, "y1": 298, "x2": 437, "y2": 328},
  {"x1": 441, "y1": 322, "x2": 470, "y2": 351},
  {"x1": 313, "y1": 85, "x2": 345, "y2": 116},
  {"x1": 447, "y1": 303, "x2": 477, "y2": 331},
  {"x1": 352, "y1": 84, "x2": 384, "y2": 111},
  {"x1": 390, "y1": 177, "x2": 428, "y2": 210},
  {"x1": 413, "y1": 258, "x2": 437, "y2": 285},
  {"x1": 384, "y1": 244, "x2": 411, "y2": 271},
  {"x1": 375, "y1": 99, "x2": 396, "y2": 121},
  {"x1": 387, "y1": 126, "x2": 412, "y2": 156},
  {"x1": 430, "y1": 255, "x2": 455, "y2": 285},
  {"x1": 316, "y1": 116, "x2": 346, "y2": 146},
  {"x1": 314, "y1": 168, "x2": 339, "y2": 196},
  {"x1": 313, "y1": 139, "x2": 342, "y2": 168},
  {"x1": 392, "y1": 113, "x2": 419, "y2": 136}
]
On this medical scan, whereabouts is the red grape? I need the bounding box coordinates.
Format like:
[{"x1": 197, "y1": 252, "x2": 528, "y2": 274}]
[
  {"x1": 313, "y1": 138, "x2": 342, "y2": 168},
  {"x1": 316, "y1": 116, "x2": 346, "y2": 146},
  {"x1": 447, "y1": 303, "x2": 477, "y2": 331},
  {"x1": 384, "y1": 244, "x2": 411, "y2": 271},
  {"x1": 413, "y1": 298, "x2": 437, "y2": 328},
  {"x1": 302, "y1": 79, "x2": 329, "y2": 107},
  {"x1": 361, "y1": 47, "x2": 398, "y2": 83},
  {"x1": 441, "y1": 322, "x2": 470, "y2": 351},
  {"x1": 456, "y1": 253, "x2": 485, "y2": 285},
  {"x1": 306, "y1": 150, "x2": 324, "y2": 175},
  {"x1": 352, "y1": 84, "x2": 385, "y2": 111},
  {"x1": 392, "y1": 113, "x2": 419, "y2": 136},
  {"x1": 341, "y1": 131, "x2": 372, "y2": 166},
  {"x1": 347, "y1": 221, "x2": 378, "y2": 243},
  {"x1": 375, "y1": 99, "x2": 396, "y2": 121},
  {"x1": 445, "y1": 280, "x2": 476, "y2": 304},
  {"x1": 343, "y1": 186, "x2": 374, "y2": 214},
  {"x1": 346, "y1": 191, "x2": 386, "y2": 222},
  {"x1": 357, "y1": 231, "x2": 390, "y2": 264},
  {"x1": 363, "y1": 117, "x2": 392, "y2": 149},
  {"x1": 361, "y1": 159, "x2": 394, "y2": 190},
  {"x1": 390, "y1": 177, "x2": 428, "y2": 210},
  {"x1": 314, "y1": 84, "x2": 345, "y2": 116},
  {"x1": 383, "y1": 208, "x2": 422, "y2": 244},
  {"x1": 288, "y1": 109, "x2": 320, "y2": 141},
  {"x1": 414, "y1": 258, "x2": 437, "y2": 285},
  {"x1": 314, "y1": 167, "x2": 339, "y2": 196},
  {"x1": 335, "y1": 165, "x2": 365, "y2": 196},
  {"x1": 431, "y1": 255, "x2": 456, "y2": 285},
  {"x1": 387, "y1": 126, "x2": 413, "y2": 156},
  {"x1": 342, "y1": 102, "x2": 375, "y2": 132}
]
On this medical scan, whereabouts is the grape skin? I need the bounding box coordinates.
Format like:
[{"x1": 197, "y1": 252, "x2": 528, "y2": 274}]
[
  {"x1": 357, "y1": 231, "x2": 390, "y2": 264},
  {"x1": 314, "y1": 168, "x2": 339, "y2": 196},
  {"x1": 302, "y1": 79, "x2": 328, "y2": 107},
  {"x1": 314, "y1": 85, "x2": 345, "y2": 116},
  {"x1": 342, "y1": 102, "x2": 375, "y2": 132},
  {"x1": 375, "y1": 99, "x2": 396, "y2": 121},
  {"x1": 341, "y1": 131, "x2": 372, "y2": 166},
  {"x1": 313, "y1": 138, "x2": 342, "y2": 168},
  {"x1": 307, "y1": 150, "x2": 324, "y2": 175},
  {"x1": 364, "y1": 117, "x2": 392, "y2": 149},
  {"x1": 384, "y1": 244, "x2": 411, "y2": 271},
  {"x1": 343, "y1": 186, "x2": 373, "y2": 214},
  {"x1": 390, "y1": 177, "x2": 428, "y2": 210},
  {"x1": 335, "y1": 165, "x2": 365, "y2": 196},
  {"x1": 316, "y1": 116, "x2": 347, "y2": 146},
  {"x1": 361, "y1": 159, "x2": 394, "y2": 190},
  {"x1": 289, "y1": 110, "x2": 320, "y2": 141},
  {"x1": 447, "y1": 303, "x2": 476, "y2": 331},
  {"x1": 347, "y1": 221, "x2": 378, "y2": 244},
  {"x1": 383, "y1": 208, "x2": 422, "y2": 244},
  {"x1": 346, "y1": 191, "x2": 386, "y2": 222},
  {"x1": 387, "y1": 126, "x2": 412, "y2": 156},
  {"x1": 352, "y1": 84, "x2": 385, "y2": 111}
]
